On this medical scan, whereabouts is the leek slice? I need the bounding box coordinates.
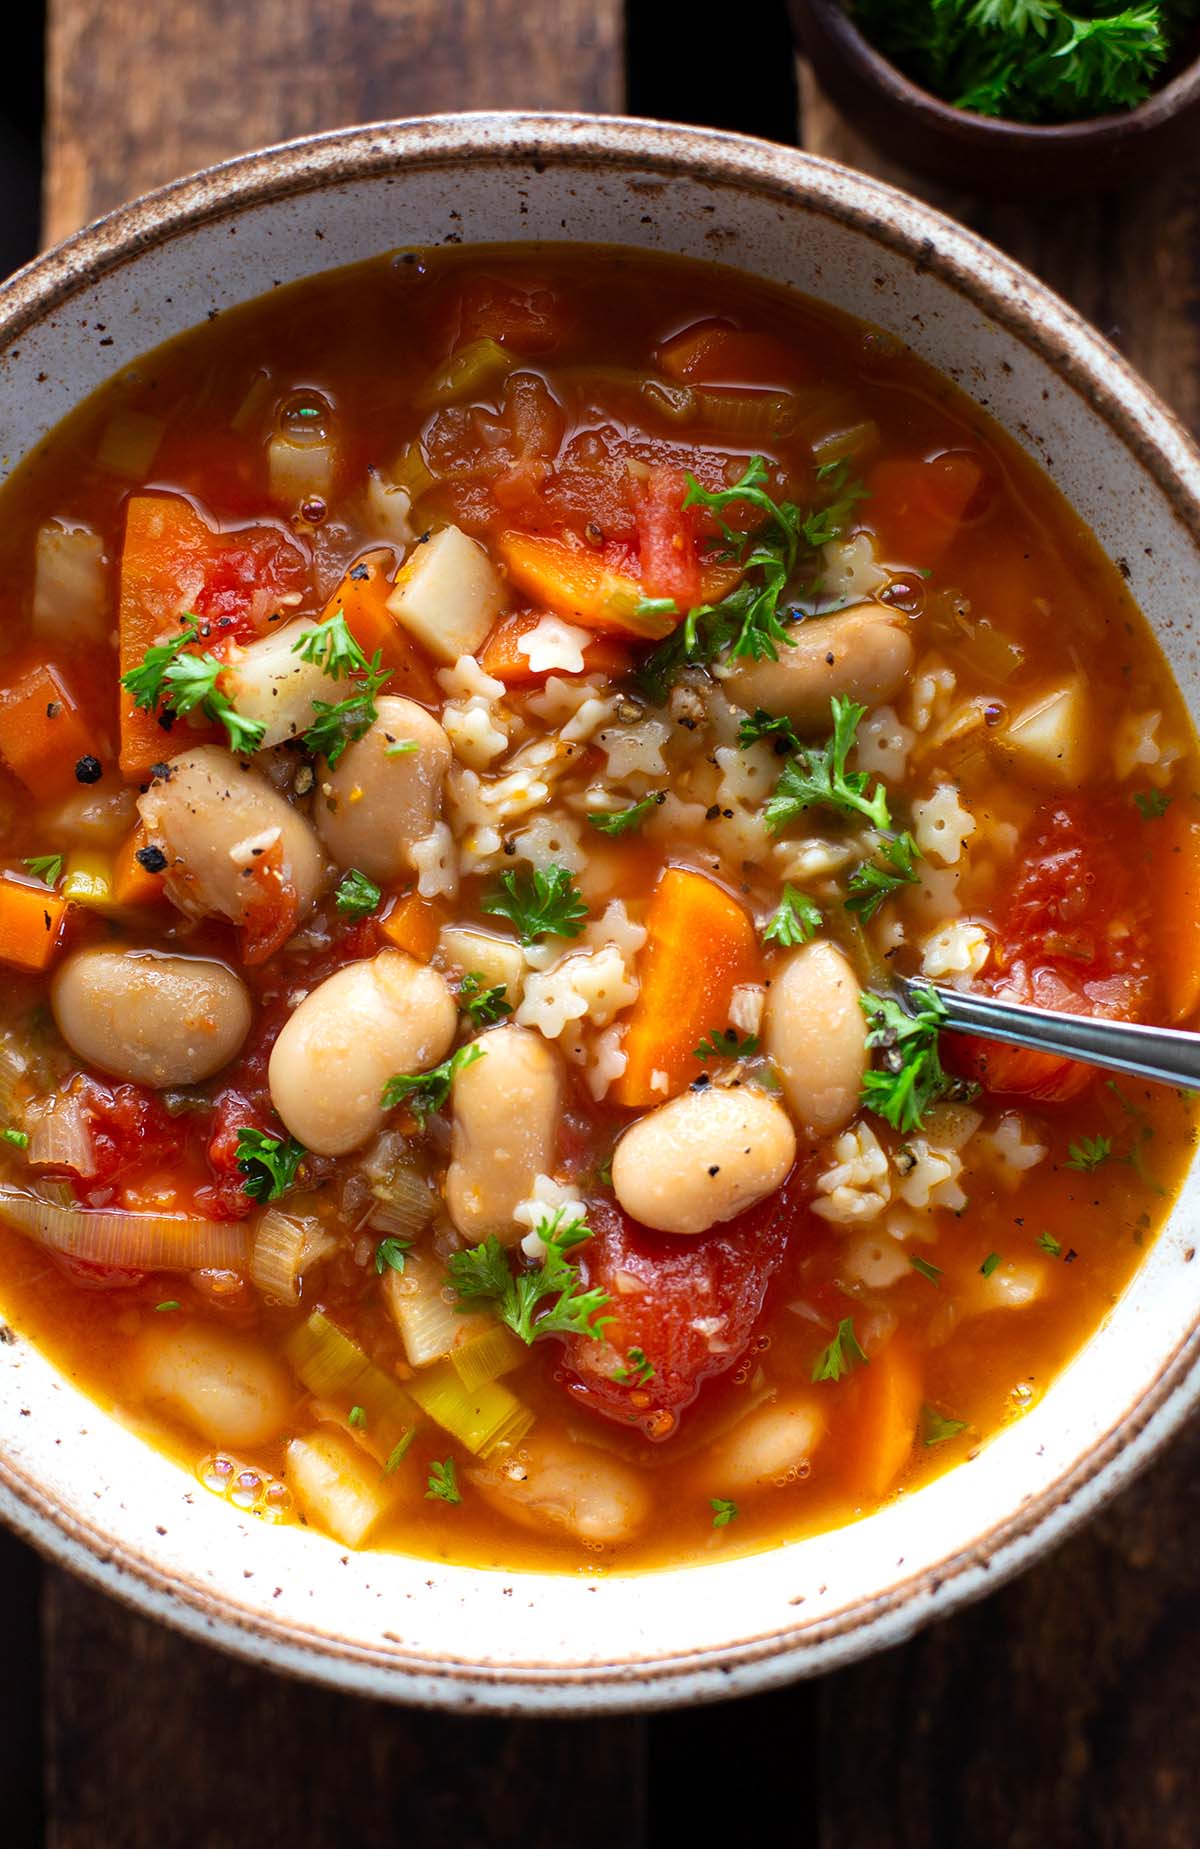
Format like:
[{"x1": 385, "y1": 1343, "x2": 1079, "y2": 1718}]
[
  {"x1": 286, "y1": 1430, "x2": 402, "y2": 1547},
  {"x1": 383, "y1": 1251, "x2": 460, "y2": 1368},
  {"x1": 407, "y1": 1361, "x2": 534, "y2": 1458},
  {"x1": 0, "y1": 1184, "x2": 248, "y2": 1270},
  {"x1": 286, "y1": 1311, "x2": 418, "y2": 1454},
  {"x1": 250, "y1": 1209, "x2": 336, "y2": 1306},
  {"x1": 450, "y1": 1321, "x2": 524, "y2": 1392}
]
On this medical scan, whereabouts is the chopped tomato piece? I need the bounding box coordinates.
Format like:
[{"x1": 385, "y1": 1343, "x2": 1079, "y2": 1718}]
[
  {"x1": 953, "y1": 801, "x2": 1152, "y2": 1102},
  {"x1": 634, "y1": 464, "x2": 702, "y2": 612},
  {"x1": 238, "y1": 838, "x2": 299, "y2": 966},
  {"x1": 863, "y1": 452, "x2": 984, "y2": 570},
  {"x1": 559, "y1": 1188, "x2": 799, "y2": 1437},
  {"x1": 657, "y1": 320, "x2": 813, "y2": 390},
  {"x1": 454, "y1": 276, "x2": 567, "y2": 355}
]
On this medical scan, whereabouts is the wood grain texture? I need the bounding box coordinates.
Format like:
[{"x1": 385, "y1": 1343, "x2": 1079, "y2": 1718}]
[
  {"x1": 43, "y1": 0, "x2": 624, "y2": 244},
  {"x1": 797, "y1": 62, "x2": 1200, "y2": 431}
]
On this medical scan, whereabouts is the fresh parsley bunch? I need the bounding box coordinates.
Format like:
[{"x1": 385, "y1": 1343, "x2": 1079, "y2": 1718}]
[{"x1": 850, "y1": 0, "x2": 1199, "y2": 123}]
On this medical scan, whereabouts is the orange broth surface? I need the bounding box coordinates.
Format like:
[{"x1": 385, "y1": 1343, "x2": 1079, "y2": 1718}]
[{"x1": 0, "y1": 243, "x2": 1194, "y2": 1574}]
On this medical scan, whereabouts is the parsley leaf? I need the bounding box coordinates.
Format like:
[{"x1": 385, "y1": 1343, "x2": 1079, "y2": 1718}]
[
  {"x1": 763, "y1": 885, "x2": 823, "y2": 946},
  {"x1": 302, "y1": 655, "x2": 391, "y2": 768},
  {"x1": 480, "y1": 864, "x2": 589, "y2": 944},
  {"x1": 348, "y1": 1404, "x2": 367, "y2": 1429},
  {"x1": 2, "y1": 1128, "x2": 29, "y2": 1149},
  {"x1": 23, "y1": 854, "x2": 63, "y2": 885},
  {"x1": 381, "y1": 1041, "x2": 485, "y2": 1124},
  {"x1": 1037, "y1": 1231, "x2": 1063, "y2": 1257},
  {"x1": 236, "y1": 1127, "x2": 307, "y2": 1203},
  {"x1": 448, "y1": 1210, "x2": 611, "y2": 1345},
  {"x1": 710, "y1": 1497, "x2": 739, "y2": 1527},
  {"x1": 738, "y1": 708, "x2": 802, "y2": 754},
  {"x1": 764, "y1": 696, "x2": 891, "y2": 834},
  {"x1": 845, "y1": 831, "x2": 922, "y2": 920},
  {"x1": 587, "y1": 793, "x2": 665, "y2": 836},
  {"x1": 1064, "y1": 1134, "x2": 1111, "y2": 1173},
  {"x1": 614, "y1": 1346, "x2": 655, "y2": 1385},
  {"x1": 812, "y1": 1316, "x2": 868, "y2": 1383},
  {"x1": 980, "y1": 1251, "x2": 1001, "y2": 1278},
  {"x1": 910, "y1": 1254, "x2": 942, "y2": 1285},
  {"x1": 374, "y1": 1236, "x2": 411, "y2": 1276},
  {"x1": 121, "y1": 618, "x2": 267, "y2": 756},
  {"x1": 1133, "y1": 787, "x2": 1172, "y2": 819},
  {"x1": 922, "y1": 1405, "x2": 969, "y2": 1446},
  {"x1": 426, "y1": 1458, "x2": 461, "y2": 1505},
  {"x1": 695, "y1": 1027, "x2": 760, "y2": 1061},
  {"x1": 290, "y1": 609, "x2": 369, "y2": 679},
  {"x1": 458, "y1": 972, "x2": 513, "y2": 1027},
  {"x1": 383, "y1": 1430, "x2": 416, "y2": 1473},
  {"x1": 334, "y1": 869, "x2": 382, "y2": 918},
  {"x1": 860, "y1": 986, "x2": 967, "y2": 1133}
]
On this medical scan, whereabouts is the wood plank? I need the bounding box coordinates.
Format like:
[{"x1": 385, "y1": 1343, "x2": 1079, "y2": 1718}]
[
  {"x1": 44, "y1": 1568, "x2": 647, "y2": 1849},
  {"x1": 43, "y1": 0, "x2": 625, "y2": 244}
]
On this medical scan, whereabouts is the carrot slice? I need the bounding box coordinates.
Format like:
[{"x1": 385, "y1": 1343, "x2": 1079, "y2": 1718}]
[
  {"x1": 657, "y1": 321, "x2": 812, "y2": 390},
  {"x1": 610, "y1": 869, "x2": 762, "y2": 1108},
  {"x1": 118, "y1": 495, "x2": 222, "y2": 777},
  {"x1": 0, "y1": 663, "x2": 95, "y2": 798},
  {"x1": 323, "y1": 552, "x2": 441, "y2": 705},
  {"x1": 380, "y1": 890, "x2": 449, "y2": 962},
  {"x1": 863, "y1": 453, "x2": 984, "y2": 570},
  {"x1": 496, "y1": 533, "x2": 675, "y2": 640},
  {"x1": 480, "y1": 611, "x2": 633, "y2": 685},
  {"x1": 0, "y1": 876, "x2": 69, "y2": 972},
  {"x1": 839, "y1": 1335, "x2": 923, "y2": 1500},
  {"x1": 1151, "y1": 797, "x2": 1200, "y2": 1023},
  {"x1": 112, "y1": 823, "x2": 167, "y2": 910}
]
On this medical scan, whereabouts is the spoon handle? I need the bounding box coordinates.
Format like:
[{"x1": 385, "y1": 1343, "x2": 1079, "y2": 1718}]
[{"x1": 906, "y1": 980, "x2": 1200, "y2": 1093}]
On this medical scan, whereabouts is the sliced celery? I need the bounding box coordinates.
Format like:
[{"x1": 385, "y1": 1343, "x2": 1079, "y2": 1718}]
[{"x1": 415, "y1": 337, "x2": 514, "y2": 410}]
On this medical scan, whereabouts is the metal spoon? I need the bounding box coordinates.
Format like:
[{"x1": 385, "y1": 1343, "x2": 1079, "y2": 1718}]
[{"x1": 896, "y1": 977, "x2": 1200, "y2": 1092}]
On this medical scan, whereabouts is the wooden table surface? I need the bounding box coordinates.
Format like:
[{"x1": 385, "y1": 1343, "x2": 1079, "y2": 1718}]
[{"x1": 4, "y1": 2, "x2": 1198, "y2": 1842}]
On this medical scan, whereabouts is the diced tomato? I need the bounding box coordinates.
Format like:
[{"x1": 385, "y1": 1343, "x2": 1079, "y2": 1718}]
[
  {"x1": 454, "y1": 276, "x2": 567, "y2": 355},
  {"x1": 238, "y1": 839, "x2": 300, "y2": 967},
  {"x1": 196, "y1": 1088, "x2": 265, "y2": 1222},
  {"x1": 65, "y1": 1076, "x2": 178, "y2": 1200},
  {"x1": 657, "y1": 320, "x2": 813, "y2": 390},
  {"x1": 863, "y1": 452, "x2": 985, "y2": 570},
  {"x1": 559, "y1": 1184, "x2": 805, "y2": 1438},
  {"x1": 634, "y1": 464, "x2": 703, "y2": 611},
  {"x1": 952, "y1": 800, "x2": 1152, "y2": 1102}
]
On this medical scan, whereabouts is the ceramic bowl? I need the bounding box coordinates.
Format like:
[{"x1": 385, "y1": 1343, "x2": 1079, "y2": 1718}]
[
  {"x1": 790, "y1": 0, "x2": 1200, "y2": 198},
  {"x1": 1, "y1": 113, "x2": 1199, "y2": 1714}
]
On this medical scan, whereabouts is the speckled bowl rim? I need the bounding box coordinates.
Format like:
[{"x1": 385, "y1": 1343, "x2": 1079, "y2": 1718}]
[{"x1": 0, "y1": 112, "x2": 1199, "y2": 1712}]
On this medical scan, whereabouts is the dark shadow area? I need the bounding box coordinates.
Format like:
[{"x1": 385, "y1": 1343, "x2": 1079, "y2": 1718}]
[
  {"x1": 626, "y1": 0, "x2": 799, "y2": 145},
  {"x1": 0, "y1": 2, "x2": 44, "y2": 277}
]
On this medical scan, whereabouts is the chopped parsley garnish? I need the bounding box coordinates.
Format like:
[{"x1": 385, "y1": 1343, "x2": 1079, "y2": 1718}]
[
  {"x1": 738, "y1": 708, "x2": 803, "y2": 754},
  {"x1": 812, "y1": 1316, "x2": 868, "y2": 1384},
  {"x1": 980, "y1": 1252, "x2": 1001, "y2": 1278},
  {"x1": 851, "y1": 0, "x2": 1192, "y2": 126},
  {"x1": 1064, "y1": 1134, "x2": 1112, "y2": 1173},
  {"x1": 154, "y1": 1300, "x2": 181, "y2": 1314},
  {"x1": 614, "y1": 1346, "x2": 655, "y2": 1385},
  {"x1": 385, "y1": 739, "x2": 419, "y2": 756},
  {"x1": 910, "y1": 1254, "x2": 942, "y2": 1285},
  {"x1": 694, "y1": 1027, "x2": 760, "y2": 1061},
  {"x1": 235, "y1": 1127, "x2": 307, "y2": 1203},
  {"x1": 121, "y1": 619, "x2": 267, "y2": 756},
  {"x1": 383, "y1": 1430, "x2": 416, "y2": 1473},
  {"x1": 587, "y1": 792, "x2": 665, "y2": 836},
  {"x1": 348, "y1": 1404, "x2": 367, "y2": 1430},
  {"x1": 381, "y1": 1041, "x2": 486, "y2": 1124},
  {"x1": 635, "y1": 456, "x2": 867, "y2": 703},
  {"x1": 845, "y1": 831, "x2": 922, "y2": 920},
  {"x1": 458, "y1": 972, "x2": 512, "y2": 1027},
  {"x1": 480, "y1": 864, "x2": 589, "y2": 945},
  {"x1": 290, "y1": 609, "x2": 366, "y2": 679},
  {"x1": 803, "y1": 457, "x2": 870, "y2": 547},
  {"x1": 448, "y1": 1208, "x2": 612, "y2": 1345},
  {"x1": 23, "y1": 854, "x2": 63, "y2": 885},
  {"x1": 303, "y1": 664, "x2": 391, "y2": 767},
  {"x1": 426, "y1": 1458, "x2": 461, "y2": 1505},
  {"x1": 860, "y1": 986, "x2": 966, "y2": 1133},
  {"x1": 1037, "y1": 1231, "x2": 1063, "y2": 1258},
  {"x1": 334, "y1": 868, "x2": 382, "y2": 918},
  {"x1": 374, "y1": 1236, "x2": 411, "y2": 1276},
  {"x1": 763, "y1": 696, "x2": 891, "y2": 835},
  {"x1": 710, "y1": 1497, "x2": 739, "y2": 1528},
  {"x1": 2, "y1": 1128, "x2": 28, "y2": 1150},
  {"x1": 763, "y1": 884, "x2": 823, "y2": 946},
  {"x1": 922, "y1": 1406, "x2": 969, "y2": 1447},
  {"x1": 1133, "y1": 787, "x2": 1172, "y2": 819}
]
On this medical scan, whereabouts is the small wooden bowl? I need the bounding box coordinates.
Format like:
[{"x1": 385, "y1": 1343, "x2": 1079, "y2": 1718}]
[{"x1": 790, "y1": 0, "x2": 1200, "y2": 197}]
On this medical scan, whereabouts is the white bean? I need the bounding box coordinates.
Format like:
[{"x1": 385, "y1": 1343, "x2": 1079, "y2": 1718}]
[
  {"x1": 445, "y1": 1025, "x2": 561, "y2": 1244},
  {"x1": 702, "y1": 1394, "x2": 827, "y2": 1494},
  {"x1": 723, "y1": 601, "x2": 913, "y2": 729},
  {"x1": 138, "y1": 745, "x2": 326, "y2": 929},
  {"x1": 764, "y1": 940, "x2": 867, "y2": 1134},
  {"x1": 51, "y1": 948, "x2": 251, "y2": 1088},
  {"x1": 134, "y1": 1322, "x2": 293, "y2": 1448},
  {"x1": 612, "y1": 1085, "x2": 795, "y2": 1236},
  {"x1": 470, "y1": 1433, "x2": 651, "y2": 1544},
  {"x1": 314, "y1": 696, "x2": 451, "y2": 883},
  {"x1": 268, "y1": 949, "x2": 456, "y2": 1155}
]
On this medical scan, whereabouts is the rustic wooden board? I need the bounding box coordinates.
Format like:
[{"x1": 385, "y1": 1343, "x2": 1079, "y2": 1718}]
[{"x1": 43, "y1": 0, "x2": 625, "y2": 244}]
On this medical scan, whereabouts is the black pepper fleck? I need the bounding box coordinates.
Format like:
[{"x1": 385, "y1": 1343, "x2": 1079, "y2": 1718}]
[
  {"x1": 135, "y1": 844, "x2": 168, "y2": 875},
  {"x1": 74, "y1": 755, "x2": 103, "y2": 784}
]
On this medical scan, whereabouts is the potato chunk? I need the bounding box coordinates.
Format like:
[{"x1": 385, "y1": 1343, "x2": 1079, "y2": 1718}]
[
  {"x1": 386, "y1": 525, "x2": 508, "y2": 663},
  {"x1": 997, "y1": 677, "x2": 1092, "y2": 788}
]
